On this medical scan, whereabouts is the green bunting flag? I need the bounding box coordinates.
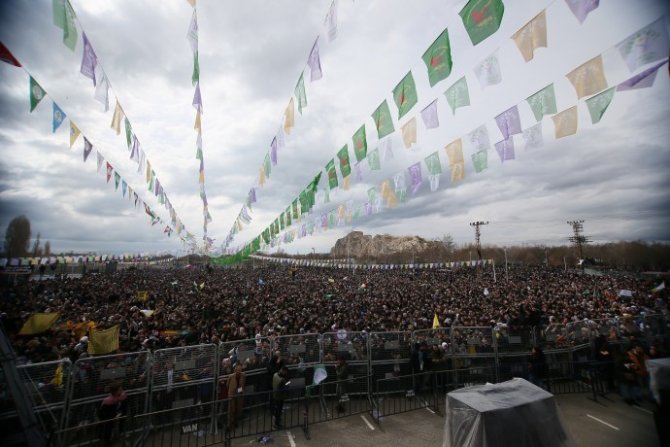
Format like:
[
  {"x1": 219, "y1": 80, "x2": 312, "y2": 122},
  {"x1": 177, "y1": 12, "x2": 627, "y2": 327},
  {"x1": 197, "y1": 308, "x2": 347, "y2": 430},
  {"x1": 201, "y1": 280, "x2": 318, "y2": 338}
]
[
  {"x1": 367, "y1": 148, "x2": 381, "y2": 171},
  {"x1": 425, "y1": 151, "x2": 443, "y2": 175},
  {"x1": 292, "y1": 199, "x2": 299, "y2": 219},
  {"x1": 353, "y1": 124, "x2": 368, "y2": 162},
  {"x1": 114, "y1": 172, "x2": 121, "y2": 190},
  {"x1": 471, "y1": 150, "x2": 488, "y2": 173},
  {"x1": 444, "y1": 77, "x2": 470, "y2": 114},
  {"x1": 53, "y1": 0, "x2": 78, "y2": 51},
  {"x1": 192, "y1": 51, "x2": 200, "y2": 86},
  {"x1": 371, "y1": 100, "x2": 395, "y2": 139},
  {"x1": 124, "y1": 117, "x2": 133, "y2": 150},
  {"x1": 326, "y1": 159, "x2": 338, "y2": 189},
  {"x1": 459, "y1": 0, "x2": 505, "y2": 46},
  {"x1": 263, "y1": 153, "x2": 272, "y2": 177},
  {"x1": 295, "y1": 72, "x2": 307, "y2": 114},
  {"x1": 285, "y1": 206, "x2": 292, "y2": 226},
  {"x1": 337, "y1": 145, "x2": 352, "y2": 178},
  {"x1": 29, "y1": 77, "x2": 46, "y2": 112},
  {"x1": 422, "y1": 28, "x2": 453, "y2": 87},
  {"x1": 585, "y1": 87, "x2": 615, "y2": 124},
  {"x1": 526, "y1": 84, "x2": 557, "y2": 122},
  {"x1": 393, "y1": 71, "x2": 418, "y2": 119}
]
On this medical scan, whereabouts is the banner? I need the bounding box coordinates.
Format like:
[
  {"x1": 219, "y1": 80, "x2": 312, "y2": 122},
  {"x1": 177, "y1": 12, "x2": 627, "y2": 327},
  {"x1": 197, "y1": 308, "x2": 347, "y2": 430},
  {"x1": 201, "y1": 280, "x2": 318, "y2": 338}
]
[
  {"x1": 88, "y1": 325, "x2": 120, "y2": 355},
  {"x1": 444, "y1": 76, "x2": 470, "y2": 113},
  {"x1": 460, "y1": 0, "x2": 505, "y2": 46},
  {"x1": 512, "y1": 9, "x2": 547, "y2": 62},
  {"x1": 371, "y1": 100, "x2": 395, "y2": 139},
  {"x1": 19, "y1": 313, "x2": 60, "y2": 335},
  {"x1": 393, "y1": 71, "x2": 418, "y2": 119},
  {"x1": 422, "y1": 28, "x2": 453, "y2": 86}
]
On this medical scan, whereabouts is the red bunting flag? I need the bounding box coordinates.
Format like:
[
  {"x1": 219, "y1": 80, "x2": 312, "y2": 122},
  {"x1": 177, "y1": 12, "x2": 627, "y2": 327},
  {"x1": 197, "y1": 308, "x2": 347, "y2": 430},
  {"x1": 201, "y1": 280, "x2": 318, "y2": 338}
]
[{"x1": 0, "y1": 42, "x2": 21, "y2": 67}]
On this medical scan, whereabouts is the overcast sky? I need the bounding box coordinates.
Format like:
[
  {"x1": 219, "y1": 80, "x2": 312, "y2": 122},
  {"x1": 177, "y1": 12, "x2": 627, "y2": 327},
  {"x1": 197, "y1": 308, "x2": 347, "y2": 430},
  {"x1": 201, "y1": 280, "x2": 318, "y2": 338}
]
[{"x1": 0, "y1": 0, "x2": 668, "y2": 257}]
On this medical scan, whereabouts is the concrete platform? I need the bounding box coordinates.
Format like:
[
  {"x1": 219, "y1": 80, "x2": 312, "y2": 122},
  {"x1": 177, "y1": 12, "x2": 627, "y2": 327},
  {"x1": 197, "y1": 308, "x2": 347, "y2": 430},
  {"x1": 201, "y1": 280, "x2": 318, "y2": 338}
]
[{"x1": 231, "y1": 393, "x2": 661, "y2": 447}]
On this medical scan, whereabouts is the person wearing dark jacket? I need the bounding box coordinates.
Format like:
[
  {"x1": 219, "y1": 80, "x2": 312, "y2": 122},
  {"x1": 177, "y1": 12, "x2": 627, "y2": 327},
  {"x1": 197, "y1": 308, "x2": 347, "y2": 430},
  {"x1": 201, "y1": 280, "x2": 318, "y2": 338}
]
[
  {"x1": 272, "y1": 366, "x2": 289, "y2": 429},
  {"x1": 98, "y1": 382, "x2": 127, "y2": 444}
]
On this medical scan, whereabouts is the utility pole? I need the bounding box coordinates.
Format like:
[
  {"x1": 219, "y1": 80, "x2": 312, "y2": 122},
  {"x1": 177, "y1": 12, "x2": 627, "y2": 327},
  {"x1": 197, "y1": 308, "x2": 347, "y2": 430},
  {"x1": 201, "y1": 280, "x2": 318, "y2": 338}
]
[
  {"x1": 566, "y1": 220, "x2": 591, "y2": 261},
  {"x1": 469, "y1": 221, "x2": 489, "y2": 260}
]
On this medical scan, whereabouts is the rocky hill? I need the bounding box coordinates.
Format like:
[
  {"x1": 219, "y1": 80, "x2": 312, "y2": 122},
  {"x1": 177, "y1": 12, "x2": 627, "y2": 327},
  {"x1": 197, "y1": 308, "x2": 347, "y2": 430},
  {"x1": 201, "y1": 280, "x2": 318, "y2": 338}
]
[{"x1": 330, "y1": 231, "x2": 443, "y2": 259}]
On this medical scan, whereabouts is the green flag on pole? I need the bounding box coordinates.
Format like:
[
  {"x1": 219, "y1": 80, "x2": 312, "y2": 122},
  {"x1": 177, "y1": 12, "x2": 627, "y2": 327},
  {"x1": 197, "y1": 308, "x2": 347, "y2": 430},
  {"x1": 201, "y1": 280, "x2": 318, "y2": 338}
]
[
  {"x1": 459, "y1": 0, "x2": 505, "y2": 46},
  {"x1": 444, "y1": 77, "x2": 470, "y2": 114},
  {"x1": 392, "y1": 71, "x2": 418, "y2": 119},
  {"x1": 337, "y1": 145, "x2": 352, "y2": 178},
  {"x1": 353, "y1": 124, "x2": 368, "y2": 162},
  {"x1": 371, "y1": 100, "x2": 395, "y2": 139},
  {"x1": 422, "y1": 28, "x2": 453, "y2": 87}
]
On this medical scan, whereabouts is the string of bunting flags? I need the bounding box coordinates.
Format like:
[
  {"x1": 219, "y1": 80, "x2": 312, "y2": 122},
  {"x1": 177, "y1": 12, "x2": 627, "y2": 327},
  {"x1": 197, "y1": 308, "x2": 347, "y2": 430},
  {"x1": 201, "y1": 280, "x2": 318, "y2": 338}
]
[
  {"x1": 0, "y1": 45, "x2": 186, "y2": 239},
  {"x1": 48, "y1": 0, "x2": 194, "y2": 242},
  {"x1": 223, "y1": 0, "x2": 669, "y2": 260},
  {"x1": 186, "y1": 0, "x2": 213, "y2": 250},
  {"x1": 221, "y1": 0, "x2": 338, "y2": 250},
  {"x1": 244, "y1": 254, "x2": 494, "y2": 270}
]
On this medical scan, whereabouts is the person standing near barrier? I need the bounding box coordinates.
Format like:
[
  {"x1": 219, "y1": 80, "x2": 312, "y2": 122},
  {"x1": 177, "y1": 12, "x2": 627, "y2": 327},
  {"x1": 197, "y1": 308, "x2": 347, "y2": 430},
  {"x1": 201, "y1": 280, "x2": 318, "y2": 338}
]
[
  {"x1": 272, "y1": 365, "x2": 289, "y2": 429},
  {"x1": 528, "y1": 346, "x2": 548, "y2": 390},
  {"x1": 98, "y1": 382, "x2": 127, "y2": 445},
  {"x1": 227, "y1": 363, "x2": 245, "y2": 431},
  {"x1": 336, "y1": 357, "x2": 349, "y2": 413}
]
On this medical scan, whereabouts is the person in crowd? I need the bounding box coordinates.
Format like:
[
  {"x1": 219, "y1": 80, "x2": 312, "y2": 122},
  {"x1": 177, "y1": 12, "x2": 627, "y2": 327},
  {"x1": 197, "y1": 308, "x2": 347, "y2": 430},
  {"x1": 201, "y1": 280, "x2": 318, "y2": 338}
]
[
  {"x1": 528, "y1": 345, "x2": 548, "y2": 390},
  {"x1": 272, "y1": 365, "x2": 290, "y2": 429},
  {"x1": 335, "y1": 357, "x2": 349, "y2": 413},
  {"x1": 227, "y1": 362, "x2": 245, "y2": 431},
  {"x1": 97, "y1": 382, "x2": 127, "y2": 444}
]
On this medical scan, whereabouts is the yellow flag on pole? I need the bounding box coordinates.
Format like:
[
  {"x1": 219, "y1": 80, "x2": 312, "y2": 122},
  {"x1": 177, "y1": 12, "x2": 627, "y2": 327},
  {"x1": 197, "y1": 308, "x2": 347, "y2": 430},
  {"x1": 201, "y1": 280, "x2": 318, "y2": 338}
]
[
  {"x1": 512, "y1": 10, "x2": 547, "y2": 62},
  {"x1": 19, "y1": 313, "x2": 60, "y2": 335},
  {"x1": 88, "y1": 325, "x2": 120, "y2": 355},
  {"x1": 552, "y1": 106, "x2": 578, "y2": 139},
  {"x1": 401, "y1": 117, "x2": 417, "y2": 149},
  {"x1": 137, "y1": 291, "x2": 149, "y2": 301},
  {"x1": 432, "y1": 313, "x2": 440, "y2": 329},
  {"x1": 566, "y1": 55, "x2": 607, "y2": 99}
]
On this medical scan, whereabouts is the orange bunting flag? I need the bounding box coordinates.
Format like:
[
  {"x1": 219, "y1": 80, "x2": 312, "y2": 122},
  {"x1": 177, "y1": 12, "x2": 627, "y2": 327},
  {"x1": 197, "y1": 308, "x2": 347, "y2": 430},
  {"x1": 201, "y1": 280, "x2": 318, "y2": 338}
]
[
  {"x1": 552, "y1": 106, "x2": 578, "y2": 139},
  {"x1": 566, "y1": 55, "x2": 607, "y2": 99},
  {"x1": 512, "y1": 10, "x2": 547, "y2": 62},
  {"x1": 401, "y1": 117, "x2": 417, "y2": 149}
]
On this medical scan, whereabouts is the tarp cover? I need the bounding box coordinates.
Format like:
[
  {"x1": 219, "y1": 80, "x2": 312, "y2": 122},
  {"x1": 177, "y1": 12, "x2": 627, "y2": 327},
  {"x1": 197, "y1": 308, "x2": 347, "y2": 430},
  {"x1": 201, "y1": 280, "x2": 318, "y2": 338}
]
[{"x1": 443, "y1": 378, "x2": 573, "y2": 447}]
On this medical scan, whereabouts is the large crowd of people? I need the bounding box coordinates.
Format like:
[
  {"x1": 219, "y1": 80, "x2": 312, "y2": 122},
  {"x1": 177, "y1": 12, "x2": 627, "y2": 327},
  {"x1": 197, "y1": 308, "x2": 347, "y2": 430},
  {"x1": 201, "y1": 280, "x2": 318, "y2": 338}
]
[{"x1": 1, "y1": 263, "x2": 667, "y2": 365}]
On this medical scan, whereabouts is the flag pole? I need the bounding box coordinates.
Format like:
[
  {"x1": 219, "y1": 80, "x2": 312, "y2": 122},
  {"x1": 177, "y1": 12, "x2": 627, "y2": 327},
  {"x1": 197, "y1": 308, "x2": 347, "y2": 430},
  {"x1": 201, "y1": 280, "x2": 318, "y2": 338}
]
[{"x1": 492, "y1": 259, "x2": 497, "y2": 283}]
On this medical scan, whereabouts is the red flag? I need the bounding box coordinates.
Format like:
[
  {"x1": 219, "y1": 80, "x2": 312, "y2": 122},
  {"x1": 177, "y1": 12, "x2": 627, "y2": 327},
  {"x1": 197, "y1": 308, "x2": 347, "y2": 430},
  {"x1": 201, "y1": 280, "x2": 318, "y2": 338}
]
[
  {"x1": 106, "y1": 162, "x2": 113, "y2": 183},
  {"x1": 0, "y1": 42, "x2": 21, "y2": 67}
]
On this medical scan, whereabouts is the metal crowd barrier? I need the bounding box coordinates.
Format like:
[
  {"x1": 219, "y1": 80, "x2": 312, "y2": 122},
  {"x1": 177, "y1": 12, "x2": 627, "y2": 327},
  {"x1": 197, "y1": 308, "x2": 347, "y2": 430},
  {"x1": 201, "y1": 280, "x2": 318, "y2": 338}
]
[{"x1": 2, "y1": 314, "x2": 667, "y2": 445}]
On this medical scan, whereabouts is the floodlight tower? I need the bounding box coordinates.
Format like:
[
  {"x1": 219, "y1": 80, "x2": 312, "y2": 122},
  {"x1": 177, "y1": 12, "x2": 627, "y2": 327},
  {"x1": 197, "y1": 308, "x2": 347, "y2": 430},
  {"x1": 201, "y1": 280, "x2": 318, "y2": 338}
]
[
  {"x1": 469, "y1": 221, "x2": 489, "y2": 260},
  {"x1": 566, "y1": 219, "x2": 591, "y2": 260}
]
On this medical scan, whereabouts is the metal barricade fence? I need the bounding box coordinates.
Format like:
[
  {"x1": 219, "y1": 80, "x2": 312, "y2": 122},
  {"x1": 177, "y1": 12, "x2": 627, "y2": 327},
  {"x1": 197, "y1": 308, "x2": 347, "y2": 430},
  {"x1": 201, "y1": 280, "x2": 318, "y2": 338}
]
[
  {"x1": 494, "y1": 325, "x2": 535, "y2": 353},
  {"x1": 66, "y1": 351, "x2": 150, "y2": 429},
  {"x1": 150, "y1": 344, "x2": 218, "y2": 427},
  {"x1": 0, "y1": 359, "x2": 72, "y2": 442},
  {"x1": 368, "y1": 331, "x2": 412, "y2": 398}
]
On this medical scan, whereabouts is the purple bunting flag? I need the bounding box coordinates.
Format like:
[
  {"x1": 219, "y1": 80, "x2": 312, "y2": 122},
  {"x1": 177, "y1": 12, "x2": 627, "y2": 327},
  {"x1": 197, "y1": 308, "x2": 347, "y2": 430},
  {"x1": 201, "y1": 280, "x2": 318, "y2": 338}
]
[
  {"x1": 83, "y1": 137, "x2": 93, "y2": 162},
  {"x1": 564, "y1": 0, "x2": 599, "y2": 24},
  {"x1": 96, "y1": 151, "x2": 104, "y2": 172},
  {"x1": 354, "y1": 162, "x2": 363, "y2": 181},
  {"x1": 130, "y1": 135, "x2": 141, "y2": 163},
  {"x1": 420, "y1": 99, "x2": 440, "y2": 129},
  {"x1": 308, "y1": 37, "x2": 323, "y2": 81},
  {"x1": 192, "y1": 82, "x2": 203, "y2": 114},
  {"x1": 617, "y1": 60, "x2": 668, "y2": 91},
  {"x1": 80, "y1": 33, "x2": 98, "y2": 86},
  {"x1": 495, "y1": 105, "x2": 522, "y2": 139},
  {"x1": 270, "y1": 137, "x2": 278, "y2": 165},
  {"x1": 494, "y1": 137, "x2": 515, "y2": 162},
  {"x1": 408, "y1": 162, "x2": 422, "y2": 195}
]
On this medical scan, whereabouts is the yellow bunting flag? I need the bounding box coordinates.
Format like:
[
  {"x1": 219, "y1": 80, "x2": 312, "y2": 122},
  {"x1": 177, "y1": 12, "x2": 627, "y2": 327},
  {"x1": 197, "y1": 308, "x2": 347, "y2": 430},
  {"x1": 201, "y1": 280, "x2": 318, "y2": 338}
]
[
  {"x1": 512, "y1": 10, "x2": 547, "y2": 62},
  {"x1": 19, "y1": 313, "x2": 60, "y2": 335},
  {"x1": 51, "y1": 363, "x2": 63, "y2": 386},
  {"x1": 88, "y1": 325, "x2": 120, "y2": 355},
  {"x1": 432, "y1": 313, "x2": 440, "y2": 329},
  {"x1": 69, "y1": 120, "x2": 80, "y2": 149},
  {"x1": 566, "y1": 55, "x2": 607, "y2": 99},
  {"x1": 137, "y1": 290, "x2": 149, "y2": 301},
  {"x1": 110, "y1": 100, "x2": 124, "y2": 134},
  {"x1": 401, "y1": 117, "x2": 417, "y2": 149},
  {"x1": 552, "y1": 106, "x2": 578, "y2": 138},
  {"x1": 450, "y1": 162, "x2": 465, "y2": 183},
  {"x1": 194, "y1": 111, "x2": 202, "y2": 132},
  {"x1": 283, "y1": 97, "x2": 295, "y2": 134},
  {"x1": 380, "y1": 180, "x2": 398, "y2": 208},
  {"x1": 341, "y1": 175, "x2": 350, "y2": 190},
  {"x1": 445, "y1": 139, "x2": 464, "y2": 165},
  {"x1": 259, "y1": 166, "x2": 266, "y2": 186}
]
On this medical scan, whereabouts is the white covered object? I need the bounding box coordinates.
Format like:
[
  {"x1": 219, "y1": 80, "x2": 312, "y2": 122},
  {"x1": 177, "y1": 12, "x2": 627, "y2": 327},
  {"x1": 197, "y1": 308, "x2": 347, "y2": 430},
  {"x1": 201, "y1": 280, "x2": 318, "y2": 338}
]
[{"x1": 443, "y1": 378, "x2": 573, "y2": 447}]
